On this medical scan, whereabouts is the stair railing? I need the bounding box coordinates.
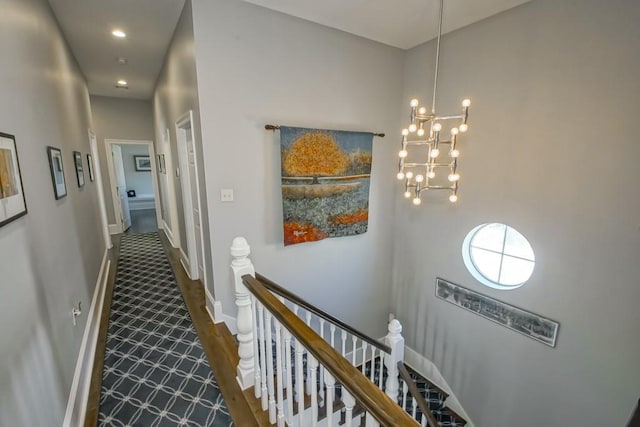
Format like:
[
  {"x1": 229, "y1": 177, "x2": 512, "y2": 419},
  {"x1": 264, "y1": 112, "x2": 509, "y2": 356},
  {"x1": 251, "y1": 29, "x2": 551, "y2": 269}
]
[
  {"x1": 398, "y1": 362, "x2": 440, "y2": 427},
  {"x1": 230, "y1": 237, "x2": 416, "y2": 426}
]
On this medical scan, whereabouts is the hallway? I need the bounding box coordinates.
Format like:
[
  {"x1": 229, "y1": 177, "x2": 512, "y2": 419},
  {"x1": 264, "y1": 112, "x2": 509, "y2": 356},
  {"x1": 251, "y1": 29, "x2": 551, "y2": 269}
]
[{"x1": 84, "y1": 232, "x2": 269, "y2": 427}]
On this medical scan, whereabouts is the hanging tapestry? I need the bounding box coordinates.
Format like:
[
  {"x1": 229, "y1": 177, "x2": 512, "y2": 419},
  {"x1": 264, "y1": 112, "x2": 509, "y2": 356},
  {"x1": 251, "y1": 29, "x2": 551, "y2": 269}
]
[{"x1": 279, "y1": 126, "x2": 374, "y2": 246}]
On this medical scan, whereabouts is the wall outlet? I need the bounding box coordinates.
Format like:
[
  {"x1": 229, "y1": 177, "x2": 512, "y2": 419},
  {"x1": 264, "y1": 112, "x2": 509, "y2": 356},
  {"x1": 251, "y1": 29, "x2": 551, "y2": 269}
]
[{"x1": 220, "y1": 189, "x2": 234, "y2": 202}]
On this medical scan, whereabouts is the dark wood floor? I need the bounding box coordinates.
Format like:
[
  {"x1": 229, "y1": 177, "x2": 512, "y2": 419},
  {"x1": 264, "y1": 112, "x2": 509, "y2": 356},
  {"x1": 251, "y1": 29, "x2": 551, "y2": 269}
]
[{"x1": 84, "y1": 230, "x2": 269, "y2": 426}]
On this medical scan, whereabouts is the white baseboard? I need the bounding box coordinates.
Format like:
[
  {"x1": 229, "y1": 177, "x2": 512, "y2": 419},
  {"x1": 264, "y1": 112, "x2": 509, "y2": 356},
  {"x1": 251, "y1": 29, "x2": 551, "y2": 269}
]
[
  {"x1": 108, "y1": 223, "x2": 120, "y2": 235},
  {"x1": 404, "y1": 346, "x2": 474, "y2": 426},
  {"x1": 203, "y1": 287, "x2": 237, "y2": 335},
  {"x1": 63, "y1": 252, "x2": 111, "y2": 427},
  {"x1": 163, "y1": 220, "x2": 177, "y2": 248}
]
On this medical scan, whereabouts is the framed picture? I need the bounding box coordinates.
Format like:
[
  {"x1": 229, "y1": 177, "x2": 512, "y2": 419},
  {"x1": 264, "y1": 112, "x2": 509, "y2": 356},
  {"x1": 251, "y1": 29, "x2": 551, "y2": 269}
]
[
  {"x1": 47, "y1": 146, "x2": 67, "y2": 199},
  {"x1": 86, "y1": 154, "x2": 95, "y2": 182},
  {"x1": 436, "y1": 278, "x2": 560, "y2": 347},
  {"x1": 73, "y1": 151, "x2": 84, "y2": 187},
  {"x1": 0, "y1": 133, "x2": 27, "y2": 227},
  {"x1": 134, "y1": 155, "x2": 151, "y2": 171}
]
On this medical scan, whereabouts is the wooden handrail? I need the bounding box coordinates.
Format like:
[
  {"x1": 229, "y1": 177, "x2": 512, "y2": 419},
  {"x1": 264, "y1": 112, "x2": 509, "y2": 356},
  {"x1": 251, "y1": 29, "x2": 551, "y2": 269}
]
[
  {"x1": 398, "y1": 361, "x2": 439, "y2": 427},
  {"x1": 255, "y1": 273, "x2": 391, "y2": 354},
  {"x1": 243, "y1": 274, "x2": 417, "y2": 426}
]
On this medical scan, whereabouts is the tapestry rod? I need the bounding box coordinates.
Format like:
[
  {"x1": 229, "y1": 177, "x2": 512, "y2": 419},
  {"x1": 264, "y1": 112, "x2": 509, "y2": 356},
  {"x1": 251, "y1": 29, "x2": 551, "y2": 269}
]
[{"x1": 265, "y1": 124, "x2": 385, "y2": 138}]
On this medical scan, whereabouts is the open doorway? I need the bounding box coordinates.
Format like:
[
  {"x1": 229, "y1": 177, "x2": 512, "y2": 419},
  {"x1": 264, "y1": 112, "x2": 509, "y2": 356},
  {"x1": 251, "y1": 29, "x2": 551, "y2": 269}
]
[{"x1": 105, "y1": 139, "x2": 162, "y2": 234}]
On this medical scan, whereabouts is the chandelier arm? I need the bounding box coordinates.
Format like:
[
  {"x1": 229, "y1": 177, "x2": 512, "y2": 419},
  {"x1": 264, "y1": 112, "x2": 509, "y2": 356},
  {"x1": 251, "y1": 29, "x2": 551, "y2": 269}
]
[{"x1": 432, "y1": 0, "x2": 444, "y2": 114}]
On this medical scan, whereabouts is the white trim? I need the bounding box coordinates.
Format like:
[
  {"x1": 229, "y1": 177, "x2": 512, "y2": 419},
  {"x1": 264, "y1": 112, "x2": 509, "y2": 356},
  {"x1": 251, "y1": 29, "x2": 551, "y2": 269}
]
[
  {"x1": 104, "y1": 139, "x2": 162, "y2": 234},
  {"x1": 63, "y1": 252, "x2": 111, "y2": 427},
  {"x1": 89, "y1": 130, "x2": 112, "y2": 249},
  {"x1": 203, "y1": 288, "x2": 237, "y2": 334},
  {"x1": 108, "y1": 223, "x2": 120, "y2": 235},
  {"x1": 404, "y1": 346, "x2": 474, "y2": 427},
  {"x1": 163, "y1": 220, "x2": 177, "y2": 248},
  {"x1": 162, "y1": 129, "x2": 182, "y2": 249},
  {"x1": 175, "y1": 111, "x2": 206, "y2": 283},
  {"x1": 179, "y1": 248, "x2": 190, "y2": 274}
]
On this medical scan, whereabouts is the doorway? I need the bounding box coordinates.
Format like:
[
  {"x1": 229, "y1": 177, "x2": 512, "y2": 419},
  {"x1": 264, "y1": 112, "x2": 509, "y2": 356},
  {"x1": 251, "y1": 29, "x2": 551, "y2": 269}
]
[
  {"x1": 105, "y1": 139, "x2": 162, "y2": 234},
  {"x1": 175, "y1": 111, "x2": 206, "y2": 282}
]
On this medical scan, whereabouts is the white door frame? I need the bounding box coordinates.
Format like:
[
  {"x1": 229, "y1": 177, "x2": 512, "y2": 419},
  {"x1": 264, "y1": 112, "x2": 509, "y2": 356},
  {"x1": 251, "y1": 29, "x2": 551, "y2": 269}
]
[
  {"x1": 104, "y1": 139, "x2": 162, "y2": 233},
  {"x1": 88, "y1": 130, "x2": 112, "y2": 249},
  {"x1": 175, "y1": 111, "x2": 207, "y2": 284}
]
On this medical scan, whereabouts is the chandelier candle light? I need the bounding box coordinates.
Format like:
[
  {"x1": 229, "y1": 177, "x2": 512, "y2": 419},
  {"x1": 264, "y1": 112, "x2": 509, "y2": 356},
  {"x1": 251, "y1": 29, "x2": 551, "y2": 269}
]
[{"x1": 397, "y1": 0, "x2": 471, "y2": 205}]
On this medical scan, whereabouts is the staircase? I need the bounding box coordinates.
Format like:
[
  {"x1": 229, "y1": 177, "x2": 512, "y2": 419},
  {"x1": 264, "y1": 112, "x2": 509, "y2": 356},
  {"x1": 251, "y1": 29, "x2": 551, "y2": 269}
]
[{"x1": 229, "y1": 237, "x2": 469, "y2": 427}]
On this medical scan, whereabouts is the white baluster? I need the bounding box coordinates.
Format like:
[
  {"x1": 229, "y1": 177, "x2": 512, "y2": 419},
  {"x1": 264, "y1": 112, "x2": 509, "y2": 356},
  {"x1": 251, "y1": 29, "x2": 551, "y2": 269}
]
[
  {"x1": 361, "y1": 342, "x2": 368, "y2": 374},
  {"x1": 274, "y1": 319, "x2": 285, "y2": 427},
  {"x1": 412, "y1": 397, "x2": 417, "y2": 418},
  {"x1": 341, "y1": 330, "x2": 347, "y2": 356},
  {"x1": 351, "y1": 336, "x2": 357, "y2": 366},
  {"x1": 295, "y1": 339, "x2": 305, "y2": 425},
  {"x1": 421, "y1": 413, "x2": 427, "y2": 427},
  {"x1": 284, "y1": 328, "x2": 294, "y2": 426},
  {"x1": 342, "y1": 389, "x2": 355, "y2": 427},
  {"x1": 401, "y1": 379, "x2": 408, "y2": 412},
  {"x1": 309, "y1": 354, "x2": 319, "y2": 427},
  {"x1": 251, "y1": 296, "x2": 261, "y2": 398},
  {"x1": 265, "y1": 311, "x2": 276, "y2": 423},
  {"x1": 230, "y1": 237, "x2": 255, "y2": 389},
  {"x1": 377, "y1": 351, "x2": 384, "y2": 390},
  {"x1": 319, "y1": 319, "x2": 326, "y2": 407},
  {"x1": 369, "y1": 347, "x2": 376, "y2": 382},
  {"x1": 324, "y1": 370, "x2": 336, "y2": 426},
  {"x1": 330, "y1": 324, "x2": 336, "y2": 349},
  {"x1": 306, "y1": 311, "x2": 312, "y2": 396},
  {"x1": 257, "y1": 304, "x2": 268, "y2": 410},
  {"x1": 384, "y1": 318, "x2": 404, "y2": 401}
]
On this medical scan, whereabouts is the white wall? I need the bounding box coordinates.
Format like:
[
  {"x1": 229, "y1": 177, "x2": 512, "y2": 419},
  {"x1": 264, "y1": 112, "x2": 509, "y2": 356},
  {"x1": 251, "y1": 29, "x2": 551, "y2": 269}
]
[
  {"x1": 119, "y1": 144, "x2": 154, "y2": 197},
  {"x1": 153, "y1": 0, "x2": 213, "y2": 289},
  {"x1": 90, "y1": 95, "x2": 154, "y2": 223},
  {"x1": 0, "y1": 0, "x2": 105, "y2": 424},
  {"x1": 392, "y1": 1, "x2": 640, "y2": 426},
  {"x1": 191, "y1": 0, "x2": 404, "y2": 336}
]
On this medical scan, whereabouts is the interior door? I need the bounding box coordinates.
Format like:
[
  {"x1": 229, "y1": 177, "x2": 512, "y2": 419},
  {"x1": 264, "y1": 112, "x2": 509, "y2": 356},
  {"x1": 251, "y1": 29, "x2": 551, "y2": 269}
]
[
  {"x1": 111, "y1": 145, "x2": 131, "y2": 231},
  {"x1": 186, "y1": 128, "x2": 205, "y2": 280}
]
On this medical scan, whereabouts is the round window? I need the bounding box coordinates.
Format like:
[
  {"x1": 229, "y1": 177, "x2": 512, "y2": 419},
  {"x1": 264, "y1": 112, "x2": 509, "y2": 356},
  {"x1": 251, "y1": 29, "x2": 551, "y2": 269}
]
[{"x1": 462, "y1": 223, "x2": 535, "y2": 290}]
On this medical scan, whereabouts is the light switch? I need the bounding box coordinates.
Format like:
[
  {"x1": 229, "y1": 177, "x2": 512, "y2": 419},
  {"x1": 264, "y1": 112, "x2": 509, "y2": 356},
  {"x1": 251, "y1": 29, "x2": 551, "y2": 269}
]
[{"x1": 220, "y1": 189, "x2": 234, "y2": 202}]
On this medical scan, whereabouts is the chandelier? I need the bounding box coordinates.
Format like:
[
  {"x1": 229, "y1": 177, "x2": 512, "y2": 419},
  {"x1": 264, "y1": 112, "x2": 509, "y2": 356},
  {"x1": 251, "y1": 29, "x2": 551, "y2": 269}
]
[{"x1": 397, "y1": 0, "x2": 471, "y2": 205}]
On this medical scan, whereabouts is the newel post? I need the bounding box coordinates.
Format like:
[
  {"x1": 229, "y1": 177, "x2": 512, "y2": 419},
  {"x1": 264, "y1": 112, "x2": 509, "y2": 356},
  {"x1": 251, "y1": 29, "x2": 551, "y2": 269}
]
[
  {"x1": 384, "y1": 318, "x2": 404, "y2": 401},
  {"x1": 231, "y1": 237, "x2": 255, "y2": 390}
]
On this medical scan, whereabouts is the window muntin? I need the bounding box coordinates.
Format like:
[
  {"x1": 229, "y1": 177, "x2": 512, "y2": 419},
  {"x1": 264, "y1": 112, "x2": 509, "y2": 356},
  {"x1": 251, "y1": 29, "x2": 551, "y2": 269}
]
[{"x1": 463, "y1": 223, "x2": 535, "y2": 289}]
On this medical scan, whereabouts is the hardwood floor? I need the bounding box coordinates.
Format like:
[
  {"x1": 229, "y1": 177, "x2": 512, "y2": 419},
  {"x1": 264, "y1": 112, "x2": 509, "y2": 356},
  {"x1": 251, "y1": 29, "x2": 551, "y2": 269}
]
[{"x1": 84, "y1": 231, "x2": 270, "y2": 426}]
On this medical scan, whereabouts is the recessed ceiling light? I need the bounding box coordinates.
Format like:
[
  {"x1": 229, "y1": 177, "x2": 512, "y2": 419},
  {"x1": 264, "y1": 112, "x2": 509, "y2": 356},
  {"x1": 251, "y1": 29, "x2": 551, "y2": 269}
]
[
  {"x1": 116, "y1": 57, "x2": 128, "y2": 65},
  {"x1": 117, "y1": 79, "x2": 127, "y2": 86},
  {"x1": 112, "y1": 29, "x2": 126, "y2": 38}
]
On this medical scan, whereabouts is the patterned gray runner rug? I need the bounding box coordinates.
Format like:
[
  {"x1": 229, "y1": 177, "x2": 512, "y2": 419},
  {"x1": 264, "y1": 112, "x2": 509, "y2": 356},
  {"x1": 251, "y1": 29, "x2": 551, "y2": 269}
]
[{"x1": 98, "y1": 232, "x2": 233, "y2": 426}]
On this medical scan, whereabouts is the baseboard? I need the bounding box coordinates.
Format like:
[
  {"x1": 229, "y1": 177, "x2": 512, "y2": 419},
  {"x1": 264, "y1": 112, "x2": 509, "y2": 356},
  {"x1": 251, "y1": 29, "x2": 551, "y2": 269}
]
[
  {"x1": 108, "y1": 223, "x2": 120, "y2": 235},
  {"x1": 63, "y1": 252, "x2": 111, "y2": 427},
  {"x1": 404, "y1": 346, "x2": 474, "y2": 427},
  {"x1": 203, "y1": 287, "x2": 237, "y2": 335},
  {"x1": 163, "y1": 220, "x2": 177, "y2": 248}
]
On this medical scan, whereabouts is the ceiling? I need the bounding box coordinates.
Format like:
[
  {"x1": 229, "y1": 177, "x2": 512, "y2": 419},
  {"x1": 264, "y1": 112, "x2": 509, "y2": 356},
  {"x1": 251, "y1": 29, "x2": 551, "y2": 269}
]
[
  {"x1": 242, "y1": 0, "x2": 532, "y2": 49},
  {"x1": 47, "y1": 0, "x2": 530, "y2": 100},
  {"x1": 48, "y1": 0, "x2": 185, "y2": 100}
]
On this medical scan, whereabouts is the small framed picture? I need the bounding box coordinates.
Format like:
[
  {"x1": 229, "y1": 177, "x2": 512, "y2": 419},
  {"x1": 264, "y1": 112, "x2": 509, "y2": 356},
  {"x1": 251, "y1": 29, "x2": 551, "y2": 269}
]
[
  {"x1": 134, "y1": 155, "x2": 151, "y2": 171},
  {"x1": 73, "y1": 151, "x2": 85, "y2": 187},
  {"x1": 0, "y1": 132, "x2": 27, "y2": 227},
  {"x1": 86, "y1": 154, "x2": 95, "y2": 182},
  {"x1": 157, "y1": 154, "x2": 165, "y2": 174},
  {"x1": 47, "y1": 146, "x2": 67, "y2": 199}
]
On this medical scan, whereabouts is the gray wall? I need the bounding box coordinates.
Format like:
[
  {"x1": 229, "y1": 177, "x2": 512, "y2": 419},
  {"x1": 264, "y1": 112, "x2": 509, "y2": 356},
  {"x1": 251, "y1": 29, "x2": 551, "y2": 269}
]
[
  {"x1": 120, "y1": 144, "x2": 154, "y2": 196},
  {"x1": 191, "y1": 0, "x2": 404, "y2": 336},
  {"x1": 153, "y1": 0, "x2": 213, "y2": 290},
  {"x1": 0, "y1": 0, "x2": 105, "y2": 424},
  {"x1": 90, "y1": 95, "x2": 154, "y2": 224},
  {"x1": 392, "y1": 1, "x2": 640, "y2": 426}
]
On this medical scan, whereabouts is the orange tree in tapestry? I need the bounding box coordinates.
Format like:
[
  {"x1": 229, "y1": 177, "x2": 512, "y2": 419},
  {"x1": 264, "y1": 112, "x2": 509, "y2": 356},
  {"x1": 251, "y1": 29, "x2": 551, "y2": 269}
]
[{"x1": 279, "y1": 127, "x2": 374, "y2": 246}]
